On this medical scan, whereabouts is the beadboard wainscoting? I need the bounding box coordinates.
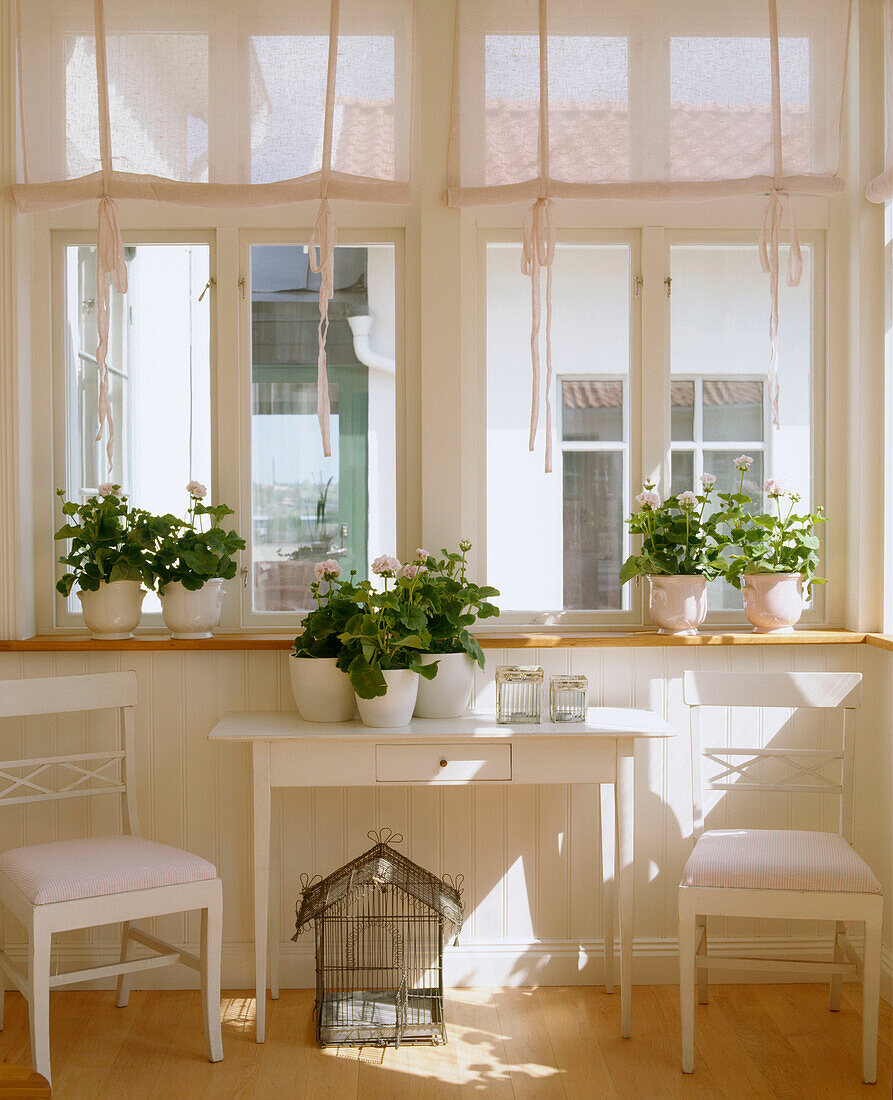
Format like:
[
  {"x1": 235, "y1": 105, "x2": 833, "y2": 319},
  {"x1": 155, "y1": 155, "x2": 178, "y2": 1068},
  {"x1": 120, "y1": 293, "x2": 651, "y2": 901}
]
[{"x1": 0, "y1": 645, "x2": 888, "y2": 997}]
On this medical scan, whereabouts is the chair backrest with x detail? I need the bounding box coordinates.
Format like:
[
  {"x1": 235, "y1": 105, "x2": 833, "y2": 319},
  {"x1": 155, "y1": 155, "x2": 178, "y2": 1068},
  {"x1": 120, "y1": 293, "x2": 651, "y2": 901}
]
[
  {"x1": 682, "y1": 670, "x2": 862, "y2": 844},
  {"x1": 0, "y1": 672, "x2": 140, "y2": 836}
]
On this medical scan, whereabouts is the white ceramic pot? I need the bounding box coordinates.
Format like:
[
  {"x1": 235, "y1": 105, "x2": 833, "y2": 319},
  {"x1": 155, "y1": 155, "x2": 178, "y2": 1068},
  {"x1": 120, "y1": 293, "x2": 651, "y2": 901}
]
[
  {"x1": 356, "y1": 669, "x2": 419, "y2": 728},
  {"x1": 160, "y1": 579, "x2": 226, "y2": 640},
  {"x1": 289, "y1": 656, "x2": 356, "y2": 723},
  {"x1": 77, "y1": 580, "x2": 146, "y2": 640},
  {"x1": 741, "y1": 572, "x2": 804, "y2": 634},
  {"x1": 414, "y1": 652, "x2": 476, "y2": 718},
  {"x1": 647, "y1": 575, "x2": 708, "y2": 636}
]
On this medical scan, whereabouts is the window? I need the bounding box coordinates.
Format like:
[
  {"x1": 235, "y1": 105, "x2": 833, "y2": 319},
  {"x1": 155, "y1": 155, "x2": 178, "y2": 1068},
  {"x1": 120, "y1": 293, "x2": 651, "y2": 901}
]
[
  {"x1": 247, "y1": 242, "x2": 396, "y2": 616},
  {"x1": 56, "y1": 238, "x2": 212, "y2": 620},
  {"x1": 482, "y1": 231, "x2": 823, "y2": 628},
  {"x1": 669, "y1": 238, "x2": 818, "y2": 614},
  {"x1": 485, "y1": 240, "x2": 635, "y2": 620}
]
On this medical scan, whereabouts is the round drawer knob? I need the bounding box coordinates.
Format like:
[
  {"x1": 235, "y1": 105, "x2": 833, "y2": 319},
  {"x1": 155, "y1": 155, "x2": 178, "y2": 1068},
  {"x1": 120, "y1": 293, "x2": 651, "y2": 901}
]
[{"x1": 439, "y1": 758, "x2": 448, "y2": 768}]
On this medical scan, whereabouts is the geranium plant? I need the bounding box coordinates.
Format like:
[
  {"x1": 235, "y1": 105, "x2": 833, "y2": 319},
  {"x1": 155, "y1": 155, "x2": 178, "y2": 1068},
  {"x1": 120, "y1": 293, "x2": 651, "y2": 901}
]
[
  {"x1": 619, "y1": 479, "x2": 729, "y2": 584},
  {"x1": 720, "y1": 467, "x2": 827, "y2": 593},
  {"x1": 149, "y1": 482, "x2": 245, "y2": 594},
  {"x1": 292, "y1": 560, "x2": 365, "y2": 659},
  {"x1": 54, "y1": 484, "x2": 158, "y2": 596},
  {"x1": 412, "y1": 541, "x2": 500, "y2": 668},
  {"x1": 338, "y1": 555, "x2": 439, "y2": 699}
]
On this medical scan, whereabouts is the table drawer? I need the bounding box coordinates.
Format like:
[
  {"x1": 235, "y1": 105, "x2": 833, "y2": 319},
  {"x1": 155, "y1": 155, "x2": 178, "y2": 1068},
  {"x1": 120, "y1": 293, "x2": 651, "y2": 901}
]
[{"x1": 375, "y1": 743, "x2": 512, "y2": 783}]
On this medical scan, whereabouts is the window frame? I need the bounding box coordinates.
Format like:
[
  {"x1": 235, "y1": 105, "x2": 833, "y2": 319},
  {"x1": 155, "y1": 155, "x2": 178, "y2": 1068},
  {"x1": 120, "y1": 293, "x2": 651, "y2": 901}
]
[
  {"x1": 474, "y1": 224, "x2": 829, "y2": 632},
  {"x1": 46, "y1": 228, "x2": 218, "y2": 634},
  {"x1": 237, "y1": 227, "x2": 406, "y2": 629},
  {"x1": 667, "y1": 228, "x2": 828, "y2": 629},
  {"x1": 478, "y1": 229, "x2": 643, "y2": 630}
]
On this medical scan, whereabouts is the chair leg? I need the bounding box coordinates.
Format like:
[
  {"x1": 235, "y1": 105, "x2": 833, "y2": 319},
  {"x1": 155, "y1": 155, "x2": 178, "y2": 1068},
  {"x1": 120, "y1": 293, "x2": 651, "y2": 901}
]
[
  {"x1": 829, "y1": 920, "x2": 845, "y2": 1012},
  {"x1": 861, "y1": 907, "x2": 883, "y2": 1085},
  {"x1": 201, "y1": 886, "x2": 224, "y2": 1063},
  {"x1": 679, "y1": 893, "x2": 696, "y2": 1074},
  {"x1": 116, "y1": 921, "x2": 133, "y2": 1008},
  {"x1": 696, "y1": 914, "x2": 709, "y2": 1005},
  {"x1": 28, "y1": 923, "x2": 52, "y2": 1086}
]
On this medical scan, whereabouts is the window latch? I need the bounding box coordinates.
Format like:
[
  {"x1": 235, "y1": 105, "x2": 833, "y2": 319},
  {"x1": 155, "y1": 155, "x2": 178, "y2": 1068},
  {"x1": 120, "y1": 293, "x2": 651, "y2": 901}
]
[
  {"x1": 665, "y1": 276, "x2": 672, "y2": 298},
  {"x1": 197, "y1": 277, "x2": 216, "y2": 302},
  {"x1": 634, "y1": 275, "x2": 642, "y2": 300},
  {"x1": 239, "y1": 276, "x2": 246, "y2": 301},
  {"x1": 240, "y1": 566, "x2": 249, "y2": 590}
]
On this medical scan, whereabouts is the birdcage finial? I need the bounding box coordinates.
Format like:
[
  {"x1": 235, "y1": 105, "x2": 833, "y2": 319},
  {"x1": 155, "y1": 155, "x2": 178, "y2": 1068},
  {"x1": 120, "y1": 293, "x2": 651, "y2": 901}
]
[
  {"x1": 367, "y1": 827, "x2": 403, "y2": 847},
  {"x1": 299, "y1": 872, "x2": 322, "y2": 892},
  {"x1": 442, "y1": 873, "x2": 465, "y2": 897}
]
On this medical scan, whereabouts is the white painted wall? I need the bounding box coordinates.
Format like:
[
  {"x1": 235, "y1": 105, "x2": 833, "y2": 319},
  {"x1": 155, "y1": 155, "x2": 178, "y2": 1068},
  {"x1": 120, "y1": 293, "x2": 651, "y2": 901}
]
[{"x1": 0, "y1": 643, "x2": 886, "y2": 997}]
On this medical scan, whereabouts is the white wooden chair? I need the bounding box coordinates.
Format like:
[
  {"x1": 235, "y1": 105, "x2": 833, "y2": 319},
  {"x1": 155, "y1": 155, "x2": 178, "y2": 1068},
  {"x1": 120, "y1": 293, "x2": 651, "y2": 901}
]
[
  {"x1": 678, "y1": 671, "x2": 883, "y2": 1084},
  {"x1": 0, "y1": 672, "x2": 223, "y2": 1086}
]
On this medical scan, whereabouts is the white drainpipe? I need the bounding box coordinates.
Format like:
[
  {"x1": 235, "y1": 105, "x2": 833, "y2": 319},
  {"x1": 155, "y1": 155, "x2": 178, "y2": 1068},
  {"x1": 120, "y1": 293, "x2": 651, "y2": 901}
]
[{"x1": 348, "y1": 314, "x2": 395, "y2": 376}]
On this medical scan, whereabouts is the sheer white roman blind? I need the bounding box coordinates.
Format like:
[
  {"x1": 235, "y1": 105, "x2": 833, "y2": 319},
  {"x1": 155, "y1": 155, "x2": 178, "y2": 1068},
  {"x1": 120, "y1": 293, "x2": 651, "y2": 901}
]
[
  {"x1": 11, "y1": 0, "x2": 415, "y2": 467},
  {"x1": 448, "y1": 0, "x2": 851, "y2": 469}
]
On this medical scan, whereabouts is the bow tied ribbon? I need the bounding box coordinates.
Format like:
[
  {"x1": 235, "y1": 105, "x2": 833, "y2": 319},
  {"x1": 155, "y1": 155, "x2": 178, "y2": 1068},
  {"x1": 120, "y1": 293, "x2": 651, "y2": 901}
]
[
  {"x1": 309, "y1": 198, "x2": 338, "y2": 458},
  {"x1": 521, "y1": 197, "x2": 556, "y2": 472},
  {"x1": 759, "y1": 188, "x2": 802, "y2": 428},
  {"x1": 94, "y1": 195, "x2": 128, "y2": 472}
]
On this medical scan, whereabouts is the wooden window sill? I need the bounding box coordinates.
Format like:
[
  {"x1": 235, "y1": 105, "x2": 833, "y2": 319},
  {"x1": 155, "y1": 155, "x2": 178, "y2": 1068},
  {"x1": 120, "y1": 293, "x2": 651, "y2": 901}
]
[{"x1": 0, "y1": 630, "x2": 870, "y2": 652}]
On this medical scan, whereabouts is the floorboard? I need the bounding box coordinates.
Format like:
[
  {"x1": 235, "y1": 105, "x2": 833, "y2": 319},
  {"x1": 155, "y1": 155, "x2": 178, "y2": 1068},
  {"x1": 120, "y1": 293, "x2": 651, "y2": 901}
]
[{"x1": 0, "y1": 985, "x2": 885, "y2": 1099}]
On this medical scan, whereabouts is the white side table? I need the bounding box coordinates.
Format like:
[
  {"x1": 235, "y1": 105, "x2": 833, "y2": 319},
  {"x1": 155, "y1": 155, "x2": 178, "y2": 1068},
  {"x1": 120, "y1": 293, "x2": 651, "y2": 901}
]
[{"x1": 209, "y1": 706, "x2": 674, "y2": 1042}]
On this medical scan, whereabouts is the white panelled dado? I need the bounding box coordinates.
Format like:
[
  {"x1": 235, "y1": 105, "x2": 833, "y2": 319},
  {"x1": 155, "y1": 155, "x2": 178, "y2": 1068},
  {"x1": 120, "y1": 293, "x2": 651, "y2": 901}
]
[{"x1": 0, "y1": 644, "x2": 888, "y2": 992}]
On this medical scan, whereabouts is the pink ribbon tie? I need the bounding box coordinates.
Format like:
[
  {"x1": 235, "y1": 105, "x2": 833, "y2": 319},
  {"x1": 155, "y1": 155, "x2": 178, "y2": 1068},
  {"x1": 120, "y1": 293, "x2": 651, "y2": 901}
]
[
  {"x1": 309, "y1": 198, "x2": 337, "y2": 458},
  {"x1": 521, "y1": 196, "x2": 556, "y2": 473},
  {"x1": 759, "y1": 189, "x2": 802, "y2": 429},
  {"x1": 94, "y1": 194, "x2": 128, "y2": 473}
]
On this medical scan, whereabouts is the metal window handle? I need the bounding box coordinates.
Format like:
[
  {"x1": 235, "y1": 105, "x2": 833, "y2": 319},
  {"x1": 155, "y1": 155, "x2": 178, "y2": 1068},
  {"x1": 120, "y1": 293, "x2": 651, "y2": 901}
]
[{"x1": 439, "y1": 759, "x2": 448, "y2": 768}]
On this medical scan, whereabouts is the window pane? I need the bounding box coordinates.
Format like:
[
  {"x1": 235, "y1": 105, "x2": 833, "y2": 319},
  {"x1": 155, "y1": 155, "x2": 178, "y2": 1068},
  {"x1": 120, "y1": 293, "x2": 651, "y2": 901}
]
[
  {"x1": 250, "y1": 244, "x2": 396, "y2": 613},
  {"x1": 670, "y1": 450, "x2": 694, "y2": 496},
  {"x1": 561, "y1": 379, "x2": 623, "y2": 442},
  {"x1": 63, "y1": 243, "x2": 211, "y2": 615},
  {"x1": 671, "y1": 242, "x2": 812, "y2": 502},
  {"x1": 487, "y1": 242, "x2": 630, "y2": 612},
  {"x1": 703, "y1": 379, "x2": 763, "y2": 442},
  {"x1": 672, "y1": 241, "x2": 814, "y2": 616},
  {"x1": 703, "y1": 451, "x2": 764, "y2": 510},
  {"x1": 563, "y1": 451, "x2": 623, "y2": 610},
  {"x1": 671, "y1": 380, "x2": 694, "y2": 441}
]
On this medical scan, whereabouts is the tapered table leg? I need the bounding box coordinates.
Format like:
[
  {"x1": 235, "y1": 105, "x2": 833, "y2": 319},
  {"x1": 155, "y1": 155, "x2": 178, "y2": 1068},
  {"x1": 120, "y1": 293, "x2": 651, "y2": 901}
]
[
  {"x1": 615, "y1": 738, "x2": 635, "y2": 1038},
  {"x1": 253, "y1": 742, "x2": 271, "y2": 1043}
]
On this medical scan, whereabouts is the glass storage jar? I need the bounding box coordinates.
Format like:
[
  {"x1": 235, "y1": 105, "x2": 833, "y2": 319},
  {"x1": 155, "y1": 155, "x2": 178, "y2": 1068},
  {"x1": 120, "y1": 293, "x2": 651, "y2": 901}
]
[{"x1": 495, "y1": 666, "x2": 544, "y2": 723}]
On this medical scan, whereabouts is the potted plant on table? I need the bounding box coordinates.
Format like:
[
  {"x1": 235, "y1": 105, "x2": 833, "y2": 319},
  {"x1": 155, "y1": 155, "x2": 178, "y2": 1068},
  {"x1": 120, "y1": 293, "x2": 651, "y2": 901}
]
[
  {"x1": 411, "y1": 540, "x2": 500, "y2": 718},
  {"x1": 54, "y1": 484, "x2": 156, "y2": 639},
  {"x1": 151, "y1": 482, "x2": 245, "y2": 639},
  {"x1": 338, "y1": 556, "x2": 439, "y2": 728},
  {"x1": 619, "y1": 477, "x2": 728, "y2": 635},
  {"x1": 290, "y1": 560, "x2": 365, "y2": 722},
  {"x1": 721, "y1": 461, "x2": 827, "y2": 633}
]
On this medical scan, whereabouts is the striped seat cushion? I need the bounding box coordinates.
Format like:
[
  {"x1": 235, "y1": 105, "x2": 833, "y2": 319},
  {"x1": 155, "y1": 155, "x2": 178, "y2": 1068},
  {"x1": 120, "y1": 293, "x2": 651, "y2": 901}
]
[
  {"x1": 0, "y1": 835, "x2": 217, "y2": 905},
  {"x1": 681, "y1": 829, "x2": 882, "y2": 893}
]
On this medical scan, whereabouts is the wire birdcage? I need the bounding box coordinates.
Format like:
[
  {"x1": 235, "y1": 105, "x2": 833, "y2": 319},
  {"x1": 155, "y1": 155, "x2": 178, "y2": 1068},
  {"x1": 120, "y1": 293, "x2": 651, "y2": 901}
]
[{"x1": 294, "y1": 829, "x2": 464, "y2": 1048}]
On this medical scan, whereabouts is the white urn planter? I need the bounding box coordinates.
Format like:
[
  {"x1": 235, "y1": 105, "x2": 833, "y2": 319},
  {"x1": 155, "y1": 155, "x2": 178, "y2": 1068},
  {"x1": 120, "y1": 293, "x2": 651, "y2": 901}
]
[
  {"x1": 289, "y1": 656, "x2": 356, "y2": 723},
  {"x1": 356, "y1": 669, "x2": 419, "y2": 728},
  {"x1": 741, "y1": 572, "x2": 804, "y2": 634},
  {"x1": 647, "y1": 575, "x2": 708, "y2": 636},
  {"x1": 77, "y1": 580, "x2": 146, "y2": 640},
  {"x1": 414, "y1": 652, "x2": 475, "y2": 719},
  {"x1": 161, "y1": 579, "x2": 226, "y2": 640}
]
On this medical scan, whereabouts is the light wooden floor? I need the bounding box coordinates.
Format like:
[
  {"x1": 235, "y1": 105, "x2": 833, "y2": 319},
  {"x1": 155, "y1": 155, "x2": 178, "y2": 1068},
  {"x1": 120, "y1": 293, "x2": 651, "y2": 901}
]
[{"x1": 0, "y1": 985, "x2": 888, "y2": 1099}]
